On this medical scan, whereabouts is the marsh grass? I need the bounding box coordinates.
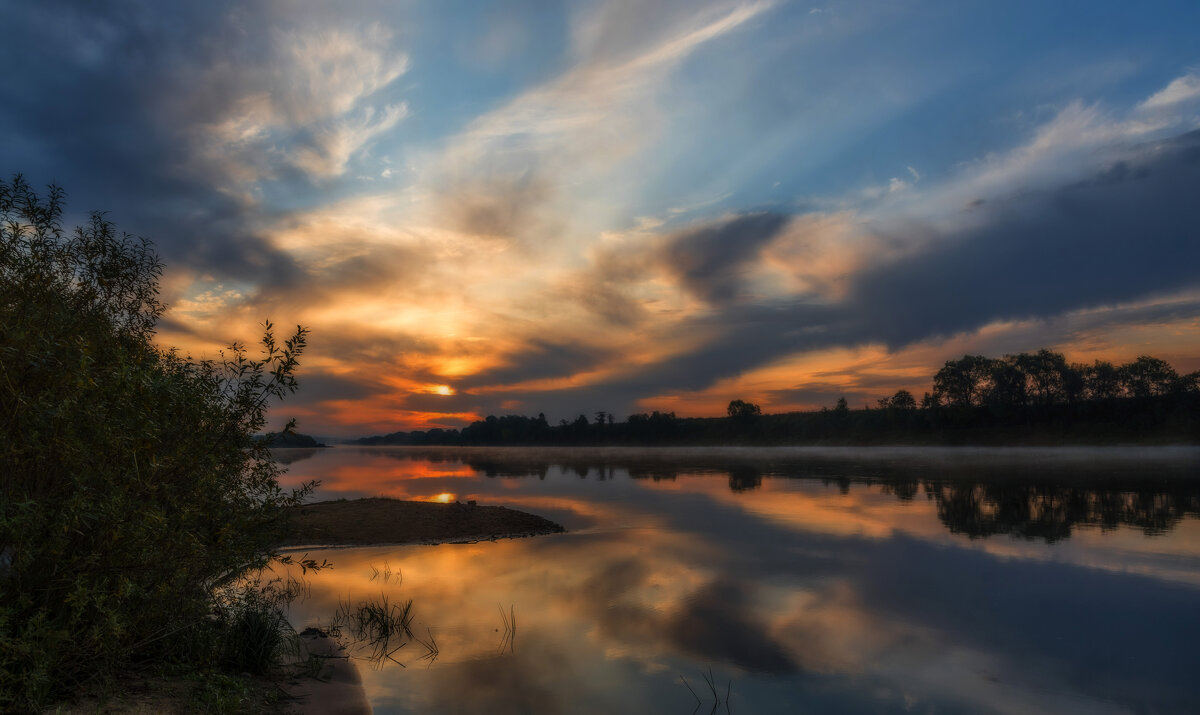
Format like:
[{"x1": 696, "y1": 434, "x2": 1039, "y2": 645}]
[
  {"x1": 682, "y1": 668, "x2": 733, "y2": 715},
  {"x1": 330, "y1": 593, "x2": 417, "y2": 664},
  {"x1": 223, "y1": 603, "x2": 295, "y2": 674},
  {"x1": 414, "y1": 627, "x2": 440, "y2": 666},
  {"x1": 497, "y1": 603, "x2": 516, "y2": 654},
  {"x1": 368, "y1": 561, "x2": 401, "y2": 586}
]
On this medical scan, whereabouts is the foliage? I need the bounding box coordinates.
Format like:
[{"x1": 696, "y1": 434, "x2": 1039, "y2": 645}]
[
  {"x1": 933, "y1": 354, "x2": 994, "y2": 407},
  {"x1": 1119, "y1": 355, "x2": 1179, "y2": 398},
  {"x1": 0, "y1": 176, "x2": 312, "y2": 709},
  {"x1": 726, "y1": 399, "x2": 762, "y2": 421}
]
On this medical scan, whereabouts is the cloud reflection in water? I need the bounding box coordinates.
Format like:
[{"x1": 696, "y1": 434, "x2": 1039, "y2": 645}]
[{"x1": 277, "y1": 446, "x2": 1200, "y2": 714}]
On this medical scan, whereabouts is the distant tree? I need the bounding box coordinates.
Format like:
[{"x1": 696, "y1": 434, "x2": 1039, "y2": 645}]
[
  {"x1": 1084, "y1": 360, "x2": 1121, "y2": 400},
  {"x1": 887, "y1": 389, "x2": 917, "y2": 410},
  {"x1": 920, "y1": 391, "x2": 939, "y2": 409},
  {"x1": 834, "y1": 396, "x2": 849, "y2": 412},
  {"x1": 933, "y1": 355, "x2": 993, "y2": 407},
  {"x1": 1119, "y1": 356, "x2": 1179, "y2": 398},
  {"x1": 1014, "y1": 349, "x2": 1072, "y2": 405},
  {"x1": 1063, "y1": 363, "x2": 1086, "y2": 403},
  {"x1": 726, "y1": 399, "x2": 762, "y2": 421},
  {"x1": 987, "y1": 358, "x2": 1027, "y2": 408}
]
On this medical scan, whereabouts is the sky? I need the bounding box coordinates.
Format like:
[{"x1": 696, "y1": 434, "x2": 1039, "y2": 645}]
[{"x1": 3, "y1": 0, "x2": 1199, "y2": 437}]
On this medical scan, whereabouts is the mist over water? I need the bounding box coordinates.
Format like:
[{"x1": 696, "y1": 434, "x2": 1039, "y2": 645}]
[{"x1": 277, "y1": 446, "x2": 1200, "y2": 714}]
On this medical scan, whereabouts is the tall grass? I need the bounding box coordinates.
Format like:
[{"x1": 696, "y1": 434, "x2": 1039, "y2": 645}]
[{"x1": 331, "y1": 593, "x2": 416, "y2": 664}]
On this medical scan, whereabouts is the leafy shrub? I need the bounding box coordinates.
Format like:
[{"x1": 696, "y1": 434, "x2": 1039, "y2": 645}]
[{"x1": 0, "y1": 175, "x2": 313, "y2": 708}]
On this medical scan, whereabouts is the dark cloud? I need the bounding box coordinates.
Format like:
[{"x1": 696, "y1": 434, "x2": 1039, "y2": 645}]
[
  {"x1": 438, "y1": 170, "x2": 554, "y2": 243},
  {"x1": 1066, "y1": 296, "x2": 1200, "y2": 333},
  {"x1": 272, "y1": 244, "x2": 431, "y2": 309},
  {"x1": 0, "y1": 1, "x2": 314, "y2": 288},
  {"x1": 847, "y1": 129, "x2": 1200, "y2": 347},
  {"x1": 426, "y1": 649, "x2": 567, "y2": 715},
  {"x1": 665, "y1": 577, "x2": 797, "y2": 673},
  {"x1": 518, "y1": 130, "x2": 1200, "y2": 416},
  {"x1": 571, "y1": 557, "x2": 797, "y2": 675},
  {"x1": 556, "y1": 278, "x2": 649, "y2": 327},
  {"x1": 459, "y1": 338, "x2": 617, "y2": 389},
  {"x1": 290, "y1": 371, "x2": 380, "y2": 404},
  {"x1": 660, "y1": 212, "x2": 790, "y2": 303},
  {"x1": 306, "y1": 326, "x2": 434, "y2": 366}
]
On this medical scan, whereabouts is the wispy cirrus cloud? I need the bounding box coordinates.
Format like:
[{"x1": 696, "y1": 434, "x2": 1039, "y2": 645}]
[
  {"x1": 192, "y1": 21, "x2": 410, "y2": 184},
  {"x1": 429, "y1": 1, "x2": 775, "y2": 247},
  {"x1": 1138, "y1": 71, "x2": 1200, "y2": 111}
]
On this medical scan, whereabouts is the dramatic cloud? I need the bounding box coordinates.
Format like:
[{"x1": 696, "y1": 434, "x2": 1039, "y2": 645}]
[
  {"x1": 660, "y1": 213, "x2": 791, "y2": 304},
  {"x1": 848, "y1": 129, "x2": 1200, "y2": 347},
  {"x1": 3, "y1": 1, "x2": 1198, "y2": 433}
]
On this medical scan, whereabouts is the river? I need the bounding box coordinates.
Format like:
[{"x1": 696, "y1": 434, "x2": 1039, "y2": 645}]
[{"x1": 274, "y1": 446, "x2": 1200, "y2": 714}]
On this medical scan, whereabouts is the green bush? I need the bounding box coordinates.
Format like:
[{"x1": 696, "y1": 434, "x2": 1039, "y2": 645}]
[{"x1": 0, "y1": 175, "x2": 313, "y2": 708}]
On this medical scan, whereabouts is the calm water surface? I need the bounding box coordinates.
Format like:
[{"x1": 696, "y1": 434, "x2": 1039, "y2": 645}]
[{"x1": 275, "y1": 446, "x2": 1200, "y2": 714}]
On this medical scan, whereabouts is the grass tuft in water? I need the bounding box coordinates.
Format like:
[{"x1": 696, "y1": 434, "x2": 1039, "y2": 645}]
[
  {"x1": 497, "y1": 603, "x2": 516, "y2": 654},
  {"x1": 331, "y1": 593, "x2": 416, "y2": 664}
]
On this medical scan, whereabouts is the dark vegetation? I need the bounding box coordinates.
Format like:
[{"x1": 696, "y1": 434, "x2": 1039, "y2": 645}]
[
  {"x1": 260, "y1": 430, "x2": 328, "y2": 448},
  {"x1": 357, "y1": 349, "x2": 1200, "y2": 446},
  {"x1": 0, "y1": 176, "x2": 316, "y2": 709}
]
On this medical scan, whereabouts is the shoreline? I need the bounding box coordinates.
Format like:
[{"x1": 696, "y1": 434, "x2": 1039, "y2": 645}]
[
  {"x1": 278, "y1": 497, "x2": 565, "y2": 714},
  {"x1": 281, "y1": 497, "x2": 566, "y2": 548}
]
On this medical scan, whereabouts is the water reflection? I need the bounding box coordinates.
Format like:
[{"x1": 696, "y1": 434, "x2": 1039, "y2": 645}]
[{"x1": 277, "y1": 447, "x2": 1200, "y2": 714}]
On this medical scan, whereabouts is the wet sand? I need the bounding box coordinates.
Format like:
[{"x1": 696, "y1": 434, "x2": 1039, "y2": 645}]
[{"x1": 282, "y1": 630, "x2": 373, "y2": 715}]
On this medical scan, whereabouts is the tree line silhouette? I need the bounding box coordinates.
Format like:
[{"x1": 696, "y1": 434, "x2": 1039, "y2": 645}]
[{"x1": 354, "y1": 349, "x2": 1199, "y2": 446}]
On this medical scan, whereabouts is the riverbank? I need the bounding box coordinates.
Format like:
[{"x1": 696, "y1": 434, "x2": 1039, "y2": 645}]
[
  {"x1": 278, "y1": 498, "x2": 565, "y2": 713},
  {"x1": 53, "y1": 499, "x2": 563, "y2": 713},
  {"x1": 281, "y1": 496, "x2": 566, "y2": 547}
]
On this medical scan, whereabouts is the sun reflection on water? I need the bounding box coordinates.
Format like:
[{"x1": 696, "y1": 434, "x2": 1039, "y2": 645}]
[{"x1": 275, "y1": 446, "x2": 1200, "y2": 714}]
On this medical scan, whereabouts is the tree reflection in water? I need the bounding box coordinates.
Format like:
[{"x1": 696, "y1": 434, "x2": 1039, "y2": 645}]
[
  {"x1": 319, "y1": 445, "x2": 1200, "y2": 543},
  {"x1": 440, "y1": 448, "x2": 1200, "y2": 543},
  {"x1": 923, "y1": 482, "x2": 1198, "y2": 541},
  {"x1": 273, "y1": 446, "x2": 1200, "y2": 714}
]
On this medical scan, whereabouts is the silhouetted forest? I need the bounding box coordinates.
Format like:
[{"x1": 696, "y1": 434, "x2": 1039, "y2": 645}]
[{"x1": 354, "y1": 350, "x2": 1199, "y2": 446}]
